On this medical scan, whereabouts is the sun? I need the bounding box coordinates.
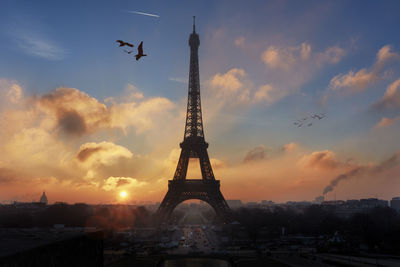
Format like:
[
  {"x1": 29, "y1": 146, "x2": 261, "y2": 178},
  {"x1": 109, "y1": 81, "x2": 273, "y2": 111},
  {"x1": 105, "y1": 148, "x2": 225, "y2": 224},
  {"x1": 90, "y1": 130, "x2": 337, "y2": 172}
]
[{"x1": 120, "y1": 191, "x2": 127, "y2": 198}]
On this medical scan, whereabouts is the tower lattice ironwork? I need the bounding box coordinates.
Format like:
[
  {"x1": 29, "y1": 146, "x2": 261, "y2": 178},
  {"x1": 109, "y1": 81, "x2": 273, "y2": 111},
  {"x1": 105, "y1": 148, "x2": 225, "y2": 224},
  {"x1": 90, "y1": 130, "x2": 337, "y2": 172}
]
[{"x1": 157, "y1": 17, "x2": 231, "y2": 222}]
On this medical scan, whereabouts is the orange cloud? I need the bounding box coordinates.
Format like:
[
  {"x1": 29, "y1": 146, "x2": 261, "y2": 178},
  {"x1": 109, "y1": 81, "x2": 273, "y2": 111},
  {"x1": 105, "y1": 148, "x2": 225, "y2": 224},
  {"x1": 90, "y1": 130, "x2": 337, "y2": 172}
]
[
  {"x1": 329, "y1": 45, "x2": 399, "y2": 94},
  {"x1": 373, "y1": 78, "x2": 400, "y2": 109},
  {"x1": 258, "y1": 42, "x2": 346, "y2": 105},
  {"x1": 37, "y1": 87, "x2": 175, "y2": 136},
  {"x1": 0, "y1": 78, "x2": 23, "y2": 107},
  {"x1": 243, "y1": 145, "x2": 269, "y2": 163},
  {"x1": 254, "y1": 84, "x2": 288, "y2": 105},
  {"x1": 283, "y1": 142, "x2": 298, "y2": 152},
  {"x1": 102, "y1": 176, "x2": 147, "y2": 191},
  {"x1": 76, "y1": 142, "x2": 133, "y2": 166},
  {"x1": 374, "y1": 116, "x2": 400, "y2": 128},
  {"x1": 261, "y1": 42, "x2": 345, "y2": 71},
  {"x1": 0, "y1": 81, "x2": 181, "y2": 203},
  {"x1": 298, "y1": 150, "x2": 340, "y2": 170},
  {"x1": 329, "y1": 69, "x2": 378, "y2": 93}
]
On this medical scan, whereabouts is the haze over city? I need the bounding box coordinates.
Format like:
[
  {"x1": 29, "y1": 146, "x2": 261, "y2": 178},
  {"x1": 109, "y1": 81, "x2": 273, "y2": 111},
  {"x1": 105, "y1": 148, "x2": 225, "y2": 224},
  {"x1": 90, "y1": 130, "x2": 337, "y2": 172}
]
[{"x1": 1, "y1": 0, "x2": 400, "y2": 205}]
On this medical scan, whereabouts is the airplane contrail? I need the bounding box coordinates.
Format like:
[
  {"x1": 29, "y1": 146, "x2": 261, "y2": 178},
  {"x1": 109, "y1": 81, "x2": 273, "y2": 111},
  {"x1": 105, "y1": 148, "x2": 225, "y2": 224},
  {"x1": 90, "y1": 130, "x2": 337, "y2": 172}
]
[{"x1": 127, "y1": 11, "x2": 160, "y2": 18}]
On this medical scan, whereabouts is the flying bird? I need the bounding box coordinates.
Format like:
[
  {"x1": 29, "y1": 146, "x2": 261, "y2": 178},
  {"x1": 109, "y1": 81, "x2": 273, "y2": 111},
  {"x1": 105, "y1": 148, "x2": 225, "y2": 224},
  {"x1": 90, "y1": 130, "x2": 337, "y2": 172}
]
[
  {"x1": 134, "y1": 41, "x2": 147, "y2": 61},
  {"x1": 307, "y1": 123, "x2": 313, "y2": 127},
  {"x1": 124, "y1": 49, "x2": 134, "y2": 54},
  {"x1": 116, "y1": 40, "x2": 134, "y2": 47},
  {"x1": 312, "y1": 113, "x2": 326, "y2": 120}
]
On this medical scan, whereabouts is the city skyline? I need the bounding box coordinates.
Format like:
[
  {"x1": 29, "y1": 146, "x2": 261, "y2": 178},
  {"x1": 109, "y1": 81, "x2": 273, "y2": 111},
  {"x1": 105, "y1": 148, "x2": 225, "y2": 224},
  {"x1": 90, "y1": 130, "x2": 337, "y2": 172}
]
[{"x1": 1, "y1": 0, "x2": 400, "y2": 204}]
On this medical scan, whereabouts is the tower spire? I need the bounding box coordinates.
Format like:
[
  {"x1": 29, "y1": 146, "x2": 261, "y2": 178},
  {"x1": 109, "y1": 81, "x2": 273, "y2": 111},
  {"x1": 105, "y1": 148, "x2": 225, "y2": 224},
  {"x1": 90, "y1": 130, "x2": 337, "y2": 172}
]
[{"x1": 193, "y1": 16, "x2": 196, "y2": 32}]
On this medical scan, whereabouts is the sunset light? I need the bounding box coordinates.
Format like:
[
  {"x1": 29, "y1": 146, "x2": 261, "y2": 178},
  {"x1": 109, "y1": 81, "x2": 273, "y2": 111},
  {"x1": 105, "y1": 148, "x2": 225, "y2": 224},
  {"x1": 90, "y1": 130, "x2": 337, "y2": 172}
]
[
  {"x1": 120, "y1": 191, "x2": 127, "y2": 199},
  {"x1": 2, "y1": 1, "x2": 400, "y2": 265}
]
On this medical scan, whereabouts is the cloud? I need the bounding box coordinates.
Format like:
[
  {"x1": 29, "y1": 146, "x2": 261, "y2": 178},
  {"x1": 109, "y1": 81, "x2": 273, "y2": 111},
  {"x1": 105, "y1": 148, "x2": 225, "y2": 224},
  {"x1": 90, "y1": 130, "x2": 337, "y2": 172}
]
[
  {"x1": 210, "y1": 68, "x2": 246, "y2": 93},
  {"x1": 261, "y1": 42, "x2": 345, "y2": 71},
  {"x1": 76, "y1": 142, "x2": 133, "y2": 167},
  {"x1": 254, "y1": 84, "x2": 287, "y2": 104},
  {"x1": 299, "y1": 150, "x2": 340, "y2": 170},
  {"x1": 258, "y1": 42, "x2": 346, "y2": 105},
  {"x1": 0, "y1": 79, "x2": 184, "y2": 203},
  {"x1": 76, "y1": 147, "x2": 103, "y2": 162},
  {"x1": 15, "y1": 35, "x2": 66, "y2": 60},
  {"x1": 37, "y1": 87, "x2": 175, "y2": 136},
  {"x1": 373, "y1": 77, "x2": 400, "y2": 109},
  {"x1": 37, "y1": 88, "x2": 109, "y2": 136},
  {"x1": 58, "y1": 110, "x2": 87, "y2": 136},
  {"x1": 123, "y1": 84, "x2": 144, "y2": 100},
  {"x1": 208, "y1": 68, "x2": 251, "y2": 105},
  {"x1": 374, "y1": 116, "x2": 400, "y2": 128},
  {"x1": 234, "y1": 37, "x2": 245, "y2": 48},
  {"x1": 102, "y1": 176, "x2": 147, "y2": 191},
  {"x1": 317, "y1": 46, "x2": 346, "y2": 64},
  {"x1": 208, "y1": 69, "x2": 290, "y2": 106},
  {"x1": 283, "y1": 142, "x2": 298, "y2": 152},
  {"x1": 261, "y1": 46, "x2": 295, "y2": 71},
  {"x1": 329, "y1": 45, "x2": 399, "y2": 94},
  {"x1": 5, "y1": 128, "x2": 68, "y2": 166},
  {"x1": 329, "y1": 69, "x2": 378, "y2": 93},
  {"x1": 109, "y1": 97, "x2": 175, "y2": 134},
  {"x1": 243, "y1": 145, "x2": 269, "y2": 163},
  {"x1": 0, "y1": 79, "x2": 23, "y2": 105},
  {"x1": 376, "y1": 45, "x2": 400, "y2": 68}
]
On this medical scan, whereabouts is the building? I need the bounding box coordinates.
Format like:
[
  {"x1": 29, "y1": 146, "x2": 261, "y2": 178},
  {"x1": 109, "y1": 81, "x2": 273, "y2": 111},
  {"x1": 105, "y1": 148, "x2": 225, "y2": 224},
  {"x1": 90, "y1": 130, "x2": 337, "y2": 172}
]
[
  {"x1": 226, "y1": 199, "x2": 243, "y2": 209},
  {"x1": 261, "y1": 200, "x2": 275, "y2": 206},
  {"x1": 390, "y1": 197, "x2": 400, "y2": 213},
  {"x1": 359, "y1": 198, "x2": 388, "y2": 209},
  {"x1": 321, "y1": 198, "x2": 389, "y2": 218},
  {"x1": 313, "y1": 196, "x2": 325, "y2": 204},
  {"x1": 40, "y1": 191, "x2": 48, "y2": 205}
]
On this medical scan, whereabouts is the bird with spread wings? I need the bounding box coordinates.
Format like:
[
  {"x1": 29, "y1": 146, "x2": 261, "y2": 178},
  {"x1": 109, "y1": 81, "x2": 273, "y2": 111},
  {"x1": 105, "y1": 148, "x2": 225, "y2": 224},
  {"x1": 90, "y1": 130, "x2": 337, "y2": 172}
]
[
  {"x1": 134, "y1": 41, "x2": 147, "y2": 61},
  {"x1": 116, "y1": 40, "x2": 134, "y2": 47}
]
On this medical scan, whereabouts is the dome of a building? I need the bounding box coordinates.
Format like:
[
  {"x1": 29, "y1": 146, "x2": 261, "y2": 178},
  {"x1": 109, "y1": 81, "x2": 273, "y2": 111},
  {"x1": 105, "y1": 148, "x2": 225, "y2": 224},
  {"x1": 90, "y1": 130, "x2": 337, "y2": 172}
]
[{"x1": 40, "y1": 191, "x2": 48, "y2": 205}]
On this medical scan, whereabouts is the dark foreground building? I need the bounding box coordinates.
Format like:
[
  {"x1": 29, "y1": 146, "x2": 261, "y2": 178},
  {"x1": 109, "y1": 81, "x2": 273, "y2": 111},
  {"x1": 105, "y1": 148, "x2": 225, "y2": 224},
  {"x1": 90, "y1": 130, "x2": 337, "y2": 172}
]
[{"x1": 0, "y1": 228, "x2": 103, "y2": 267}]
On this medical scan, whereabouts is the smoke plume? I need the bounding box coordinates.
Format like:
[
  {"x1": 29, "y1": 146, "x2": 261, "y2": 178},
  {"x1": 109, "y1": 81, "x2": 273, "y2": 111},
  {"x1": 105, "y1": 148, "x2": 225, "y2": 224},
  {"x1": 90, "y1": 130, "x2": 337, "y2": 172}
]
[{"x1": 322, "y1": 152, "x2": 400, "y2": 195}]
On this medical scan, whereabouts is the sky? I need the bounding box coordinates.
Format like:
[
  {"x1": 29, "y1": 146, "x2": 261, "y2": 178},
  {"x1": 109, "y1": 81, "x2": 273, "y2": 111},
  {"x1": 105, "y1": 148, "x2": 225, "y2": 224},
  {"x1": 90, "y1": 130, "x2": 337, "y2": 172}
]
[{"x1": 1, "y1": 0, "x2": 400, "y2": 204}]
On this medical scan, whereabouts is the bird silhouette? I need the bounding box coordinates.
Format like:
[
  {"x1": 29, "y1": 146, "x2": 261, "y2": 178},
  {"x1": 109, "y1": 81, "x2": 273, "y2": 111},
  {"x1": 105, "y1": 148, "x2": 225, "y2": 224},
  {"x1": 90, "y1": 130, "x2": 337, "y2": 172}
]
[
  {"x1": 135, "y1": 41, "x2": 147, "y2": 61},
  {"x1": 307, "y1": 123, "x2": 313, "y2": 127},
  {"x1": 116, "y1": 40, "x2": 134, "y2": 47},
  {"x1": 124, "y1": 49, "x2": 134, "y2": 54}
]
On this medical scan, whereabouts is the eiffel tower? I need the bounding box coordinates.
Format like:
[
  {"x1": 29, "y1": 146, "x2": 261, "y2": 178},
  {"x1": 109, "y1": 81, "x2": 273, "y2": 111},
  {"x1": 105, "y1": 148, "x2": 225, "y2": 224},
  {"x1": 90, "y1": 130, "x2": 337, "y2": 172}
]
[{"x1": 157, "y1": 17, "x2": 231, "y2": 222}]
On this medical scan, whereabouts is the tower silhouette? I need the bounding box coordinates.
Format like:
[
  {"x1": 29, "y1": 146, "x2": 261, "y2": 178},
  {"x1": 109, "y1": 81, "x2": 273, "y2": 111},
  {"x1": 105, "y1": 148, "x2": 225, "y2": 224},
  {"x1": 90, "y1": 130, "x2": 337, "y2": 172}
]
[{"x1": 157, "y1": 17, "x2": 231, "y2": 222}]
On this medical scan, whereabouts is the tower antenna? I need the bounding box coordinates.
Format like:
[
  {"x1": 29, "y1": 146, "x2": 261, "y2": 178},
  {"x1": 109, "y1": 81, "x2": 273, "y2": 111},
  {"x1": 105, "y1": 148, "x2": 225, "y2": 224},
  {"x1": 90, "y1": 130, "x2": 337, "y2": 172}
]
[{"x1": 193, "y1": 16, "x2": 196, "y2": 32}]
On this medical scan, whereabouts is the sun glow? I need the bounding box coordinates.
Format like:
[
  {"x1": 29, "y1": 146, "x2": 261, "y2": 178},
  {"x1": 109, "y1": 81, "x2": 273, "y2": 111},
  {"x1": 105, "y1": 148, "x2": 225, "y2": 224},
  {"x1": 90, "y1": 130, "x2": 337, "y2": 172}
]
[{"x1": 120, "y1": 191, "x2": 127, "y2": 198}]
